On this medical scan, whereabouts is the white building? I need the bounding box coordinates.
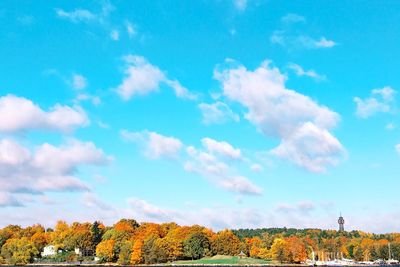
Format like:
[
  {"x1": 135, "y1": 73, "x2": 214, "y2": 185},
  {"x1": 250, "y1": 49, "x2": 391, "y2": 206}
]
[{"x1": 41, "y1": 245, "x2": 57, "y2": 257}]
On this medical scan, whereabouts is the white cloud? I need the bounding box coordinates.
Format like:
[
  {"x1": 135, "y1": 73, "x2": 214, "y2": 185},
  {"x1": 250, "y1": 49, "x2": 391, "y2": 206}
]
[
  {"x1": 116, "y1": 55, "x2": 196, "y2": 101},
  {"x1": 127, "y1": 198, "x2": 172, "y2": 221},
  {"x1": 55, "y1": 8, "x2": 96, "y2": 23},
  {"x1": 214, "y1": 59, "x2": 344, "y2": 172},
  {"x1": 72, "y1": 74, "x2": 87, "y2": 90},
  {"x1": 32, "y1": 140, "x2": 110, "y2": 175},
  {"x1": 117, "y1": 56, "x2": 164, "y2": 99},
  {"x1": 270, "y1": 122, "x2": 344, "y2": 173},
  {"x1": 281, "y1": 13, "x2": 305, "y2": 24},
  {"x1": 354, "y1": 86, "x2": 396, "y2": 118},
  {"x1": 233, "y1": 0, "x2": 247, "y2": 11},
  {"x1": 0, "y1": 139, "x2": 110, "y2": 206},
  {"x1": 287, "y1": 63, "x2": 326, "y2": 81},
  {"x1": 396, "y1": 144, "x2": 400, "y2": 154},
  {"x1": 124, "y1": 197, "x2": 264, "y2": 229},
  {"x1": 218, "y1": 176, "x2": 262, "y2": 195},
  {"x1": 110, "y1": 29, "x2": 119, "y2": 41},
  {"x1": 184, "y1": 143, "x2": 261, "y2": 195},
  {"x1": 201, "y1": 137, "x2": 241, "y2": 159},
  {"x1": 297, "y1": 36, "x2": 337, "y2": 49},
  {"x1": 373, "y1": 86, "x2": 396, "y2": 101},
  {"x1": 0, "y1": 95, "x2": 88, "y2": 133},
  {"x1": 164, "y1": 79, "x2": 197, "y2": 100},
  {"x1": 199, "y1": 101, "x2": 240, "y2": 125},
  {"x1": 121, "y1": 130, "x2": 183, "y2": 159}
]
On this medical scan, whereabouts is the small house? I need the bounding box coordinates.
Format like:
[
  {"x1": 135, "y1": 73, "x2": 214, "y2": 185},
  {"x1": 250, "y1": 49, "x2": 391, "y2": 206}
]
[
  {"x1": 238, "y1": 251, "x2": 246, "y2": 259},
  {"x1": 41, "y1": 245, "x2": 57, "y2": 257}
]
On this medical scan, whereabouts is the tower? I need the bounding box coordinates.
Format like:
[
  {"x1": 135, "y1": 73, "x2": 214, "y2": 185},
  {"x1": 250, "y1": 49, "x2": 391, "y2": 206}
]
[{"x1": 338, "y1": 213, "x2": 345, "y2": 232}]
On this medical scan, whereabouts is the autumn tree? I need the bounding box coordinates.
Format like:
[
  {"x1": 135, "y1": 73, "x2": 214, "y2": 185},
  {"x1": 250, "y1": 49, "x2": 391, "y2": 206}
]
[
  {"x1": 117, "y1": 241, "x2": 133, "y2": 265},
  {"x1": 51, "y1": 221, "x2": 69, "y2": 250},
  {"x1": 211, "y1": 230, "x2": 240, "y2": 256},
  {"x1": 1, "y1": 237, "x2": 39, "y2": 265},
  {"x1": 285, "y1": 237, "x2": 307, "y2": 263},
  {"x1": 129, "y1": 223, "x2": 163, "y2": 265},
  {"x1": 31, "y1": 231, "x2": 50, "y2": 253},
  {"x1": 142, "y1": 237, "x2": 166, "y2": 264},
  {"x1": 96, "y1": 239, "x2": 115, "y2": 262},
  {"x1": 270, "y1": 238, "x2": 288, "y2": 263},
  {"x1": 130, "y1": 239, "x2": 144, "y2": 265}
]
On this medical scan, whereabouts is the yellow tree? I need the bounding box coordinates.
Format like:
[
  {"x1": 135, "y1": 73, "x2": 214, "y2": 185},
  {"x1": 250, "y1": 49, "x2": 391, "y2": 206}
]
[
  {"x1": 211, "y1": 229, "x2": 240, "y2": 256},
  {"x1": 129, "y1": 223, "x2": 163, "y2": 264},
  {"x1": 270, "y1": 238, "x2": 288, "y2": 263},
  {"x1": 96, "y1": 239, "x2": 115, "y2": 262},
  {"x1": 130, "y1": 239, "x2": 144, "y2": 265},
  {"x1": 51, "y1": 221, "x2": 70, "y2": 250},
  {"x1": 0, "y1": 237, "x2": 39, "y2": 265}
]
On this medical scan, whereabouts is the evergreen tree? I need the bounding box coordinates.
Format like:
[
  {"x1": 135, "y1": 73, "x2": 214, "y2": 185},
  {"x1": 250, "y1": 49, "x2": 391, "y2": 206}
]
[{"x1": 91, "y1": 221, "x2": 103, "y2": 249}]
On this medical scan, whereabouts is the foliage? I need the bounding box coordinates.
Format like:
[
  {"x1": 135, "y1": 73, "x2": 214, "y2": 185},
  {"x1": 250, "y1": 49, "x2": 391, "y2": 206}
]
[
  {"x1": 0, "y1": 237, "x2": 39, "y2": 265},
  {"x1": 184, "y1": 231, "x2": 211, "y2": 260},
  {"x1": 211, "y1": 229, "x2": 240, "y2": 256},
  {"x1": 96, "y1": 239, "x2": 115, "y2": 262},
  {"x1": 1, "y1": 220, "x2": 400, "y2": 265}
]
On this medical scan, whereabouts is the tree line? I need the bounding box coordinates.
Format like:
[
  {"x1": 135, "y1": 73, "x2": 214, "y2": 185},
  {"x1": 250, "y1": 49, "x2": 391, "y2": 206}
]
[{"x1": 1, "y1": 219, "x2": 400, "y2": 265}]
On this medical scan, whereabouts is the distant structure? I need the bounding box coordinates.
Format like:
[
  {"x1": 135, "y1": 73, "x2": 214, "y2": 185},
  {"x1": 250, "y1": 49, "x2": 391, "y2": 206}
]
[{"x1": 338, "y1": 213, "x2": 345, "y2": 232}]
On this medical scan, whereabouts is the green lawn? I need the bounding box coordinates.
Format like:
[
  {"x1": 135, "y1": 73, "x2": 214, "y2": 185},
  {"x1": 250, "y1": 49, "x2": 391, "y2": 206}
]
[{"x1": 173, "y1": 255, "x2": 273, "y2": 265}]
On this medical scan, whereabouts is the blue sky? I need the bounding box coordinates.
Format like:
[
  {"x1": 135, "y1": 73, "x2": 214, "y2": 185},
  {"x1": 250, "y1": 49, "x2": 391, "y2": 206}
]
[{"x1": 1, "y1": 0, "x2": 400, "y2": 233}]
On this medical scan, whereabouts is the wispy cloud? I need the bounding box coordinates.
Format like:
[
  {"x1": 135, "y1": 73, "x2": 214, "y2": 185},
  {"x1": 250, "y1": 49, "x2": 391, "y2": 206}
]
[
  {"x1": 354, "y1": 86, "x2": 397, "y2": 118},
  {"x1": 55, "y1": 8, "x2": 96, "y2": 23},
  {"x1": 271, "y1": 32, "x2": 337, "y2": 49},
  {"x1": 199, "y1": 101, "x2": 239, "y2": 125},
  {"x1": 185, "y1": 139, "x2": 262, "y2": 195},
  {"x1": 271, "y1": 14, "x2": 337, "y2": 50},
  {"x1": 287, "y1": 63, "x2": 326, "y2": 81},
  {"x1": 281, "y1": 13, "x2": 305, "y2": 24},
  {"x1": 55, "y1": 2, "x2": 114, "y2": 24}
]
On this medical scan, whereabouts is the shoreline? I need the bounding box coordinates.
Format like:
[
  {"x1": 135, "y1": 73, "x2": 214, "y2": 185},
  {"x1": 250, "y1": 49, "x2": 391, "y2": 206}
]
[{"x1": 15, "y1": 264, "x2": 391, "y2": 267}]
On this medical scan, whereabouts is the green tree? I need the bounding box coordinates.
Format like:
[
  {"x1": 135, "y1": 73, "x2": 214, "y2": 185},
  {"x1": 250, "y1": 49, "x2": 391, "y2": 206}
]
[
  {"x1": 117, "y1": 241, "x2": 133, "y2": 265},
  {"x1": 91, "y1": 221, "x2": 103, "y2": 249},
  {"x1": 183, "y1": 232, "x2": 210, "y2": 260},
  {"x1": 142, "y1": 237, "x2": 167, "y2": 264}
]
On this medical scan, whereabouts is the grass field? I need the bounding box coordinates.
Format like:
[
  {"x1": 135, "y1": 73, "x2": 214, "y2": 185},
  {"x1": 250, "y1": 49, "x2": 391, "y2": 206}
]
[{"x1": 173, "y1": 255, "x2": 273, "y2": 265}]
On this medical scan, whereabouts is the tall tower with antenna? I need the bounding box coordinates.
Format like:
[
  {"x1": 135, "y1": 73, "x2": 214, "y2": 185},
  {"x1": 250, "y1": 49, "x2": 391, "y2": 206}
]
[{"x1": 338, "y1": 213, "x2": 345, "y2": 232}]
